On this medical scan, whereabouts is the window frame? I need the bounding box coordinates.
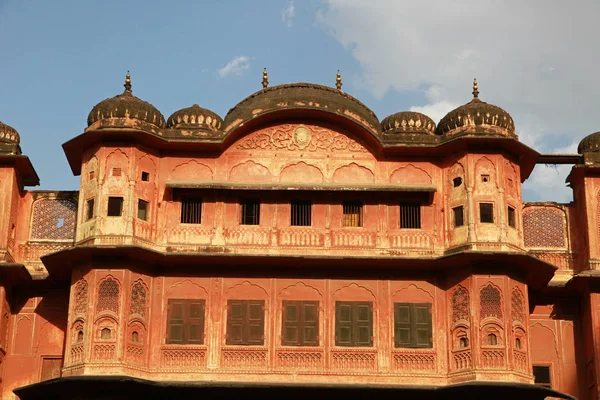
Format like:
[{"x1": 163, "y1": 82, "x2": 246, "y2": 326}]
[
  {"x1": 226, "y1": 299, "x2": 265, "y2": 346},
  {"x1": 394, "y1": 302, "x2": 433, "y2": 348},
  {"x1": 240, "y1": 199, "x2": 261, "y2": 226},
  {"x1": 290, "y1": 200, "x2": 312, "y2": 227},
  {"x1": 166, "y1": 299, "x2": 206, "y2": 345},
  {"x1": 107, "y1": 196, "x2": 124, "y2": 217},
  {"x1": 137, "y1": 199, "x2": 149, "y2": 221},
  {"x1": 507, "y1": 206, "x2": 516, "y2": 228},
  {"x1": 479, "y1": 203, "x2": 494, "y2": 223},
  {"x1": 180, "y1": 198, "x2": 203, "y2": 224},
  {"x1": 399, "y1": 202, "x2": 422, "y2": 229},
  {"x1": 335, "y1": 301, "x2": 373, "y2": 347},
  {"x1": 85, "y1": 198, "x2": 95, "y2": 221},
  {"x1": 342, "y1": 201, "x2": 363, "y2": 228},
  {"x1": 453, "y1": 205, "x2": 464, "y2": 227},
  {"x1": 281, "y1": 300, "x2": 319, "y2": 346},
  {"x1": 533, "y1": 364, "x2": 552, "y2": 388}
]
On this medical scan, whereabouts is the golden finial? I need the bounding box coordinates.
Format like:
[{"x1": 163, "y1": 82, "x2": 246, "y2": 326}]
[
  {"x1": 262, "y1": 68, "x2": 269, "y2": 89},
  {"x1": 124, "y1": 71, "x2": 132, "y2": 93},
  {"x1": 472, "y1": 78, "x2": 479, "y2": 99},
  {"x1": 336, "y1": 70, "x2": 342, "y2": 90}
]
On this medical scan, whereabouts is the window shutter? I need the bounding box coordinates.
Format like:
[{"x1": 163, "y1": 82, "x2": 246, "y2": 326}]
[
  {"x1": 302, "y1": 301, "x2": 319, "y2": 346},
  {"x1": 188, "y1": 300, "x2": 205, "y2": 344},
  {"x1": 394, "y1": 303, "x2": 412, "y2": 348},
  {"x1": 414, "y1": 303, "x2": 432, "y2": 348},
  {"x1": 167, "y1": 300, "x2": 184, "y2": 344},
  {"x1": 282, "y1": 301, "x2": 300, "y2": 345},
  {"x1": 335, "y1": 302, "x2": 353, "y2": 346},
  {"x1": 355, "y1": 302, "x2": 373, "y2": 346},
  {"x1": 247, "y1": 300, "x2": 265, "y2": 345},
  {"x1": 226, "y1": 300, "x2": 245, "y2": 345}
]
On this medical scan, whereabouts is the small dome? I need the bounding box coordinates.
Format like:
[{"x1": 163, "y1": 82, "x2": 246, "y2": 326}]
[
  {"x1": 436, "y1": 79, "x2": 515, "y2": 137},
  {"x1": 577, "y1": 131, "x2": 600, "y2": 154},
  {"x1": 0, "y1": 121, "x2": 20, "y2": 144},
  {"x1": 167, "y1": 104, "x2": 223, "y2": 131},
  {"x1": 381, "y1": 111, "x2": 436, "y2": 135},
  {"x1": 87, "y1": 72, "x2": 165, "y2": 128}
]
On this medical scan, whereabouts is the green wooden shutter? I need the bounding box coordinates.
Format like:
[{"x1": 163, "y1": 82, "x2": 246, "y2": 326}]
[
  {"x1": 188, "y1": 300, "x2": 205, "y2": 345},
  {"x1": 414, "y1": 303, "x2": 432, "y2": 348},
  {"x1": 394, "y1": 303, "x2": 412, "y2": 348},
  {"x1": 226, "y1": 300, "x2": 245, "y2": 345},
  {"x1": 167, "y1": 299, "x2": 184, "y2": 344},
  {"x1": 335, "y1": 302, "x2": 353, "y2": 346},
  {"x1": 247, "y1": 300, "x2": 265, "y2": 345},
  {"x1": 282, "y1": 301, "x2": 300, "y2": 345},
  {"x1": 355, "y1": 302, "x2": 373, "y2": 347},
  {"x1": 302, "y1": 301, "x2": 319, "y2": 346}
]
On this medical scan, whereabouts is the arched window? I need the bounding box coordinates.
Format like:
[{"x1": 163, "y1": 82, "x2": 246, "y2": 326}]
[
  {"x1": 515, "y1": 337, "x2": 521, "y2": 349},
  {"x1": 488, "y1": 333, "x2": 497, "y2": 345},
  {"x1": 459, "y1": 336, "x2": 469, "y2": 348},
  {"x1": 100, "y1": 328, "x2": 111, "y2": 340},
  {"x1": 77, "y1": 330, "x2": 84, "y2": 342},
  {"x1": 131, "y1": 331, "x2": 139, "y2": 343}
]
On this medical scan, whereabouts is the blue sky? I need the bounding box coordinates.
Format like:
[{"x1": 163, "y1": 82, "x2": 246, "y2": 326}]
[{"x1": 1, "y1": 1, "x2": 598, "y2": 202}]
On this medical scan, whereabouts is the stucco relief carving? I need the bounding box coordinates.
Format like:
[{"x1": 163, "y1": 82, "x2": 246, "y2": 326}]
[
  {"x1": 235, "y1": 124, "x2": 368, "y2": 153},
  {"x1": 511, "y1": 287, "x2": 525, "y2": 324},
  {"x1": 96, "y1": 276, "x2": 120, "y2": 315},
  {"x1": 390, "y1": 164, "x2": 432, "y2": 185},
  {"x1": 229, "y1": 160, "x2": 271, "y2": 182},
  {"x1": 279, "y1": 162, "x2": 324, "y2": 183},
  {"x1": 169, "y1": 160, "x2": 213, "y2": 181},
  {"x1": 332, "y1": 163, "x2": 374, "y2": 183}
]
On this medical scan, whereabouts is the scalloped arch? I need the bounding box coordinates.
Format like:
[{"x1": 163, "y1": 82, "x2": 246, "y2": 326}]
[
  {"x1": 390, "y1": 164, "x2": 432, "y2": 185},
  {"x1": 169, "y1": 160, "x2": 213, "y2": 181},
  {"x1": 279, "y1": 162, "x2": 324, "y2": 183},
  {"x1": 332, "y1": 282, "x2": 376, "y2": 300},
  {"x1": 278, "y1": 281, "x2": 323, "y2": 299},
  {"x1": 332, "y1": 163, "x2": 374, "y2": 183},
  {"x1": 166, "y1": 279, "x2": 209, "y2": 297},
  {"x1": 392, "y1": 283, "x2": 434, "y2": 302},
  {"x1": 225, "y1": 280, "x2": 269, "y2": 298},
  {"x1": 229, "y1": 160, "x2": 271, "y2": 182}
]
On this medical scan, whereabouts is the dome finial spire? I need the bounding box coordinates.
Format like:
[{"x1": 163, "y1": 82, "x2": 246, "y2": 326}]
[
  {"x1": 124, "y1": 71, "x2": 132, "y2": 93},
  {"x1": 472, "y1": 78, "x2": 479, "y2": 99},
  {"x1": 262, "y1": 68, "x2": 269, "y2": 89},
  {"x1": 336, "y1": 70, "x2": 342, "y2": 90}
]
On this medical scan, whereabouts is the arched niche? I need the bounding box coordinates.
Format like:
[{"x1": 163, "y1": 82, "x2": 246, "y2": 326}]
[
  {"x1": 224, "y1": 280, "x2": 268, "y2": 300},
  {"x1": 165, "y1": 279, "x2": 209, "y2": 299},
  {"x1": 229, "y1": 160, "x2": 271, "y2": 182},
  {"x1": 390, "y1": 164, "x2": 432, "y2": 185},
  {"x1": 279, "y1": 162, "x2": 324, "y2": 183},
  {"x1": 278, "y1": 281, "x2": 322, "y2": 301},
  {"x1": 332, "y1": 163, "x2": 374, "y2": 184},
  {"x1": 169, "y1": 160, "x2": 213, "y2": 181}
]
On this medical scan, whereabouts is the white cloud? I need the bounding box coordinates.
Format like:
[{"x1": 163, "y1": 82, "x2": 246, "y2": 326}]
[
  {"x1": 218, "y1": 56, "x2": 251, "y2": 78},
  {"x1": 317, "y1": 0, "x2": 600, "y2": 202},
  {"x1": 282, "y1": 1, "x2": 295, "y2": 27}
]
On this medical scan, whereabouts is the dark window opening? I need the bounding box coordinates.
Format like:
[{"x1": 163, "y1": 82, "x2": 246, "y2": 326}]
[
  {"x1": 112, "y1": 167, "x2": 122, "y2": 177},
  {"x1": 77, "y1": 331, "x2": 84, "y2": 342},
  {"x1": 137, "y1": 199, "x2": 149, "y2": 221},
  {"x1": 107, "y1": 197, "x2": 124, "y2": 217},
  {"x1": 515, "y1": 337, "x2": 521, "y2": 349},
  {"x1": 508, "y1": 206, "x2": 516, "y2": 228},
  {"x1": 533, "y1": 365, "x2": 552, "y2": 388},
  {"x1": 452, "y1": 177, "x2": 462, "y2": 187},
  {"x1": 343, "y1": 201, "x2": 363, "y2": 227},
  {"x1": 282, "y1": 300, "x2": 319, "y2": 346},
  {"x1": 394, "y1": 303, "x2": 432, "y2": 348},
  {"x1": 481, "y1": 174, "x2": 490, "y2": 183},
  {"x1": 335, "y1": 301, "x2": 373, "y2": 347},
  {"x1": 141, "y1": 171, "x2": 149, "y2": 182},
  {"x1": 459, "y1": 336, "x2": 469, "y2": 348},
  {"x1": 226, "y1": 300, "x2": 265, "y2": 345},
  {"x1": 453, "y1": 206, "x2": 464, "y2": 227},
  {"x1": 181, "y1": 199, "x2": 203, "y2": 224},
  {"x1": 480, "y1": 203, "x2": 494, "y2": 223},
  {"x1": 89, "y1": 171, "x2": 95, "y2": 180},
  {"x1": 241, "y1": 199, "x2": 260, "y2": 225},
  {"x1": 291, "y1": 200, "x2": 312, "y2": 227},
  {"x1": 131, "y1": 331, "x2": 139, "y2": 343},
  {"x1": 86, "y1": 198, "x2": 94, "y2": 221},
  {"x1": 399, "y1": 203, "x2": 421, "y2": 229},
  {"x1": 166, "y1": 299, "x2": 206, "y2": 345},
  {"x1": 487, "y1": 333, "x2": 497, "y2": 345},
  {"x1": 100, "y1": 328, "x2": 111, "y2": 340}
]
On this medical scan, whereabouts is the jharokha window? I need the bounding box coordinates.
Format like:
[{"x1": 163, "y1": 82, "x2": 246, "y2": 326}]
[
  {"x1": 240, "y1": 199, "x2": 260, "y2": 225},
  {"x1": 335, "y1": 301, "x2": 373, "y2": 347},
  {"x1": 282, "y1": 301, "x2": 319, "y2": 346},
  {"x1": 226, "y1": 300, "x2": 265, "y2": 345},
  {"x1": 181, "y1": 198, "x2": 202, "y2": 224},
  {"x1": 291, "y1": 200, "x2": 312, "y2": 227},
  {"x1": 394, "y1": 303, "x2": 433, "y2": 348},
  {"x1": 166, "y1": 299, "x2": 206, "y2": 345},
  {"x1": 343, "y1": 201, "x2": 363, "y2": 227}
]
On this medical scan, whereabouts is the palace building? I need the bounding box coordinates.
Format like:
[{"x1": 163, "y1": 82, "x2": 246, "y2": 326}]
[{"x1": 0, "y1": 71, "x2": 596, "y2": 399}]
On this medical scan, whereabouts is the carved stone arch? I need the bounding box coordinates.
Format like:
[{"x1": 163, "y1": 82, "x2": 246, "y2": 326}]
[
  {"x1": 229, "y1": 160, "x2": 271, "y2": 182},
  {"x1": 332, "y1": 282, "x2": 376, "y2": 301},
  {"x1": 94, "y1": 315, "x2": 118, "y2": 341},
  {"x1": 451, "y1": 285, "x2": 470, "y2": 325},
  {"x1": 13, "y1": 315, "x2": 33, "y2": 355},
  {"x1": 279, "y1": 162, "x2": 324, "y2": 183},
  {"x1": 169, "y1": 160, "x2": 213, "y2": 181},
  {"x1": 137, "y1": 153, "x2": 157, "y2": 181},
  {"x1": 479, "y1": 283, "x2": 503, "y2": 322},
  {"x1": 480, "y1": 321, "x2": 504, "y2": 346},
  {"x1": 130, "y1": 279, "x2": 148, "y2": 319},
  {"x1": 225, "y1": 280, "x2": 269, "y2": 299},
  {"x1": 71, "y1": 318, "x2": 86, "y2": 343},
  {"x1": 474, "y1": 156, "x2": 497, "y2": 190},
  {"x1": 513, "y1": 326, "x2": 527, "y2": 350},
  {"x1": 126, "y1": 319, "x2": 146, "y2": 344},
  {"x1": 278, "y1": 281, "x2": 322, "y2": 300},
  {"x1": 332, "y1": 163, "x2": 374, "y2": 184},
  {"x1": 85, "y1": 155, "x2": 99, "y2": 181},
  {"x1": 504, "y1": 160, "x2": 518, "y2": 195},
  {"x1": 452, "y1": 322, "x2": 471, "y2": 350},
  {"x1": 166, "y1": 279, "x2": 209, "y2": 298},
  {"x1": 530, "y1": 322, "x2": 559, "y2": 362},
  {"x1": 96, "y1": 275, "x2": 121, "y2": 316},
  {"x1": 390, "y1": 164, "x2": 432, "y2": 185},
  {"x1": 104, "y1": 148, "x2": 130, "y2": 181},
  {"x1": 392, "y1": 283, "x2": 434, "y2": 303}
]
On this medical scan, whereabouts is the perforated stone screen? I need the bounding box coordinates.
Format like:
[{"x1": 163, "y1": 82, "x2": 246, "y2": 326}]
[
  {"x1": 523, "y1": 206, "x2": 566, "y2": 248},
  {"x1": 30, "y1": 198, "x2": 77, "y2": 240}
]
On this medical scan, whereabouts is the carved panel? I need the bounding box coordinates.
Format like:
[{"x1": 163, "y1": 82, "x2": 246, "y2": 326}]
[
  {"x1": 276, "y1": 349, "x2": 324, "y2": 369},
  {"x1": 392, "y1": 350, "x2": 436, "y2": 371},
  {"x1": 225, "y1": 227, "x2": 271, "y2": 246},
  {"x1": 235, "y1": 124, "x2": 368, "y2": 153},
  {"x1": 30, "y1": 198, "x2": 77, "y2": 240},
  {"x1": 167, "y1": 226, "x2": 214, "y2": 244},
  {"x1": 229, "y1": 161, "x2": 271, "y2": 182},
  {"x1": 279, "y1": 162, "x2": 324, "y2": 183},
  {"x1": 389, "y1": 232, "x2": 433, "y2": 249},
  {"x1": 452, "y1": 286, "x2": 470, "y2": 323},
  {"x1": 74, "y1": 279, "x2": 88, "y2": 316},
  {"x1": 513, "y1": 349, "x2": 527, "y2": 372},
  {"x1": 452, "y1": 349, "x2": 472, "y2": 370},
  {"x1": 222, "y1": 348, "x2": 268, "y2": 369},
  {"x1": 390, "y1": 164, "x2": 432, "y2": 184},
  {"x1": 161, "y1": 346, "x2": 207, "y2": 369},
  {"x1": 129, "y1": 280, "x2": 147, "y2": 318},
  {"x1": 126, "y1": 343, "x2": 144, "y2": 364},
  {"x1": 97, "y1": 277, "x2": 120, "y2": 315},
  {"x1": 523, "y1": 206, "x2": 566, "y2": 248},
  {"x1": 332, "y1": 163, "x2": 374, "y2": 183},
  {"x1": 480, "y1": 284, "x2": 503, "y2": 320},
  {"x1": 482, "y1": 349, "x2": 505, "y2": 368},
  {"x1": 279, "y1": 229, "x2": 325, "y2": 247},
  {"x1": 93, "y1": 343, "x2": 116, "y2": 360},
  {"x1": 511, "y1": 287, "x2": 525, "y2": 324},
  {"x1": 169, "y1": 160, "x2": 213, "y2": 181},
  {"x1": 70, "y1": 343, "x2": 84, "y2": 365},
  {"x1": 330, "y1": 349, "x2": 377, "y2": 371},
  {"x1": 332, "y1": 230, "x2": 376, "y2": 248}
]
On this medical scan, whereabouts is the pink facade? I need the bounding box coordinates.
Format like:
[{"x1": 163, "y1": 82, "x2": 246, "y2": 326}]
[{"x1": 0, "y1": 75, "x2": 596, "y2": 399}]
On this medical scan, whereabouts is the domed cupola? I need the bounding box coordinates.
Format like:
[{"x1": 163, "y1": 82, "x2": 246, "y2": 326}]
[
  {"x1": 577, "y1": 131, "x2": 600, "y2": 154},
  {"x1": 167, "y1": 104, "x2": 223, "y2": 132},
  {"x1": 87, "y1": 72, "x2": 166, "y2": 129},
  {"x1": 0, "y1": 120, "x2": 22, "y2": 155},
  {"x1": 381, "y1": 111, "x2": 436, "y2": 135},
  {"x1": 436, "y1": 79, "x2": 515, "y2": 138}
]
